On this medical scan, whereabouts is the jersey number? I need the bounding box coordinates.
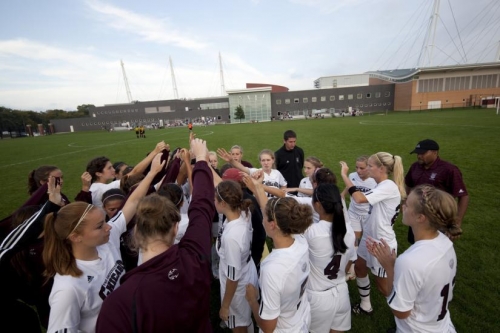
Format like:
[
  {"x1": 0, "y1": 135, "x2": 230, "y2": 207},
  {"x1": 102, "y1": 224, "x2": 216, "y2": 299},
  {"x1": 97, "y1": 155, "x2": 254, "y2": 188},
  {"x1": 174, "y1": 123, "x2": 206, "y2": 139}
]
[
  {"x1": 324, "y1": 255, "x2": 342, "y2": 280},
  {"x1": 437, "y1": 276, "x2": 456, "y2": 321}
]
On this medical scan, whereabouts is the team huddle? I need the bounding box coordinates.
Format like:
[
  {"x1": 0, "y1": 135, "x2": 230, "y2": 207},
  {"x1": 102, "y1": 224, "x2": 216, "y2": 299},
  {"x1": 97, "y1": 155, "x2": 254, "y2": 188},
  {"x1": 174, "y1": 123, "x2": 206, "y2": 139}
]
[{"x1": 0, "y1": 129, "x2": 468, "y2": 333}]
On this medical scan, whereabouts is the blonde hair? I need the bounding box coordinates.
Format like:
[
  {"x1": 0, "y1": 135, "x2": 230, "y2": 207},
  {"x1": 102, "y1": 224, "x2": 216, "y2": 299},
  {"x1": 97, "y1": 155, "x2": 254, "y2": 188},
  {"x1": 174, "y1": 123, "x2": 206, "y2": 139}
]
[
  {"x1": 43, "y1": 202, "x2": 97, "y2": 277},
  {"x1": 412, "y1": 185, "x2": 462, "y2": 237},
  {"x1": 371, "y1": 152, "x2": 406, "y2": 200}
]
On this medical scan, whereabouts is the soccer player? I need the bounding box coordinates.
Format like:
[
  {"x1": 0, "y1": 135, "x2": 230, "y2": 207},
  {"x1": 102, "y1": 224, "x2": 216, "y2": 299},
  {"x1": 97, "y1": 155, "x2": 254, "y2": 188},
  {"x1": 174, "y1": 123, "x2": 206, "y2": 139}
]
[
  {"x1": 341, "y1": 156, "x2": 377, "y2": 279},
  {"x1": 96, "y1": 138, "x2": 217, "y2": 332},
  {"x1": 245, "y1": 173, "x2": 313, "y2": 332},
  {"x1": 305, "y1": 183, "x2": 357, "y2": 333},
  {"x1": 215, "y1": 180, "x2": 258, "y2": 332},
  {"x1": 340, "y1": 152, "x2": 406, "y2": 315},
  {"x1": 285, "y1": 156, "x2": 323, "y2": 197},
  {"x1": 367, "y1": 184, "x2": 460, "y2": 332}
]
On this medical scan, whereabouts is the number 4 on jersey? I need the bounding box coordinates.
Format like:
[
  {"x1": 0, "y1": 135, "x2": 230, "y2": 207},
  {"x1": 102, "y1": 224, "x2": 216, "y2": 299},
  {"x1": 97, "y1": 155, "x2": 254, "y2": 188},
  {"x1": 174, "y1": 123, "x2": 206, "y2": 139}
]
[{"x1": 324, "y1": 255, "x2": 342, "y2": 280}]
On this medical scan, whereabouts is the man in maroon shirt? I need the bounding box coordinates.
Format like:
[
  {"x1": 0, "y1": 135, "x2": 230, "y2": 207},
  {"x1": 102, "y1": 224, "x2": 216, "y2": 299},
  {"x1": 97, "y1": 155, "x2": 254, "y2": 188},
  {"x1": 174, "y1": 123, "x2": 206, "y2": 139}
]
[{"x1": 405, "y1": 139, "x2": 469, "y2": 243}]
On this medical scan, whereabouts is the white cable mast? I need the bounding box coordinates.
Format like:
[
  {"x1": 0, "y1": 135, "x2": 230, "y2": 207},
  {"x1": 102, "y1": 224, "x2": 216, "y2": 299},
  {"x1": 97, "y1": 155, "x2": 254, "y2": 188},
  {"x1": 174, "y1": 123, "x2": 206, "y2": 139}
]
[
  {"x1": 169, "y1": 56, "x2": 179, "y2": 99},
  {"x1": 420, "y1": 0, "x2": 441, "y2": 67},
  {"x1": 495, "y1": 40, "x2": 500, "y2": 62},
  {"x1": 219, "y1": 52, "x2": 226, "y2": 96},
  {"x1": 120, "y1": 59, "x2": 133, "y2": 103}
]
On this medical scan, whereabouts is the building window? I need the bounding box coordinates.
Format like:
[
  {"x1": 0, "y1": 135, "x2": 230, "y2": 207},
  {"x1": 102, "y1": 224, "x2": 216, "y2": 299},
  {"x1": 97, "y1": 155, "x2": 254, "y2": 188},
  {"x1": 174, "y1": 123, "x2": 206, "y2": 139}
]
[
  {"x1": 333, "y1": 79, "x2": 337, "y2": 88},
  {"x1": 285, "y1": 99, "x2": 290, "y2": 104},
  {"x1": 321, "y1": 96, "x2": 326, "y2": 102},
  {"x1": 357, "y1": 93, "x2": 362, "y2": 99},
  {"x1": 303, "y1": 97, "x2": 308, "y2": 103},
  {"x1": 330, "y1": 96, "x2": 335, "y2": 101},
  {"x1": 294, "y1": 98, "x2": 299, "y2": 103},
  {"x1": 366, "y1": 93, "x2": 371, "y2": 98},
  {"x1": 375, "y1": 92, "x2": 381, "y2": 98},
  {"x1": 385, "y1": 91, "x2": 391, "y2": 97},
  {"x1": 312, "y1": 97, "x2": 317, "y2": 102},
  {"x1": 347, "y1": 94, "x2": 352, "y2": 100},
  {"x1": 339, "y1": 95, "x2": 344, "y2": 100},
  {"x1": 276, "y1": 99, "x2": 281, "y2": 105}
]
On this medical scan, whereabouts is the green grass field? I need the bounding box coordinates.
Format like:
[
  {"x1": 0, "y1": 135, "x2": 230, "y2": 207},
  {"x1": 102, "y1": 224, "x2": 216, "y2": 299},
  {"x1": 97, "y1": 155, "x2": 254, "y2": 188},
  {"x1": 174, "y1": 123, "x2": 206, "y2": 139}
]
[{"x1": 1, "y1": 108, "x2": 499, "y2": 332}]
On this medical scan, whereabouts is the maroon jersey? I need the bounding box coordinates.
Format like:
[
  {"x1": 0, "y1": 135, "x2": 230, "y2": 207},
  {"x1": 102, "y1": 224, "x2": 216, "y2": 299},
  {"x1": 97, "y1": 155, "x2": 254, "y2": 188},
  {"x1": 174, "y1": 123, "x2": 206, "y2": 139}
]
[
  {"x1": 405, "y1": 157, "x2": 467, "y2": 197},
  {"x1": 96, "y1": 161, "x2": 215, "y2": 333}
]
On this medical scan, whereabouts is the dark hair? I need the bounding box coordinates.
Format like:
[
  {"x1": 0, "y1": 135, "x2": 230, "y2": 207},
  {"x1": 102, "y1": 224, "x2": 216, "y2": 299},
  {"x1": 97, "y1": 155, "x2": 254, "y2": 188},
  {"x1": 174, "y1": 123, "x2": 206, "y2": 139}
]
[
  {"x1": 28, "y1": 165, "x2": 59, "y2": 195},
  {"x1": 132, "y1": 194, "x2": 181, "y2": 250},
  {"x1": 86, "y1": 156, "x2": 110, "y2": 182},
  {"x1": 312, "y1": 184, "x2": 347, "y2": 254},
  {"x1": 283, "y1": 130, "x2": 297, "y2": 141},
  {"x1": 122, "y1": 166, "x2": 134, "y2": 177},
  {"x1": 158, "y1": 183, "x2": 184, "y2": 208},
  {"x1": 102, "y1": 188, "x2": 126, "y2": 206},
  {"x1": 215, "y1": 180, "x2": 252, "y2": 215},
  {"x1": 265, "y1": 197, "x2": 312, "y2": 235},
  {"x1": 219, "y1": 163, "x2": 233, "y2": 176},
  {"x1": 312, "y1": 167, "x2": 337, "y2": 185},
  {"x1": 120, "y1": 173, "x2": 145, "y2": 194},
  {"x1": 113, "y1": 162, "x2": 127, "y2": 174}
]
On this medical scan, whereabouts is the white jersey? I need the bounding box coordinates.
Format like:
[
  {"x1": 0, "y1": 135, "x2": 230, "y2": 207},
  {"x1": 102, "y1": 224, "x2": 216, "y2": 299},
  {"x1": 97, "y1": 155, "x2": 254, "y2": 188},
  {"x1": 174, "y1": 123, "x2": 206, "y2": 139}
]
[
  {"x1": 390, "y1": 232, "x2": 457, "y2": 333},
  {"x1": 216, "y1": 213, "x2": 258, "y2": 295},
  {"x1": 364, "y1": 179, "x2": 401, "y2": 244},
  {"x1": 304, "y1": 220, "x2": 357, "y2": 291},
  {"x1": 347, "y1": 172, "x2": 377, "y2": 216},
  {"x1": 259, "y1": 236, "x2": 310, "y2": 333},
  {"x1": 174, "y1": 213, "x2": 189, "y2": 244},
  {"x1": 89, "y1": 180, "x2": 121, "y2": 208},
  {"x1": 297, "y1": 177, "x2": 312, "y2": 197},
  {"x1": 48, "y1": 211, "x2": 127, "y2": 333},
  {"x1": 250, "y1": 168, "x2": 287, "y2": 197}
]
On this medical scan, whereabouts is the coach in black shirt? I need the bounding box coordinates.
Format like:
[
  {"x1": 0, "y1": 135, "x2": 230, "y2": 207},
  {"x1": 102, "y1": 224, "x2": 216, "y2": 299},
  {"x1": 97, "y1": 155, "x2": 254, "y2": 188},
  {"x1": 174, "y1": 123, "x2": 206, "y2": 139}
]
[{"x1": 275, "y1": 130, "x2": 304, "y2": 188}]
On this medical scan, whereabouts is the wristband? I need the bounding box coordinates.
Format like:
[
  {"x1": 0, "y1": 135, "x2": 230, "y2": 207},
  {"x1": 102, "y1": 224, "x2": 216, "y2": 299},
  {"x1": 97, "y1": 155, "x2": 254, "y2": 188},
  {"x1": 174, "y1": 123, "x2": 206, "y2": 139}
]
[{"x1": 348, "y1": 186, "x2": 360, "y2": 196}]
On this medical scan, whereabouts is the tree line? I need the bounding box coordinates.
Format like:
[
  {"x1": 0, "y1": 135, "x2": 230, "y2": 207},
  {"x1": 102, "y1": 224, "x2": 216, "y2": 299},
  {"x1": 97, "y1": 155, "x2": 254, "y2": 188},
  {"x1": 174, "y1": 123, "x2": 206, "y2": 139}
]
[{"x1": 0, "y1": 105, "x2": 94, "y2": 137}]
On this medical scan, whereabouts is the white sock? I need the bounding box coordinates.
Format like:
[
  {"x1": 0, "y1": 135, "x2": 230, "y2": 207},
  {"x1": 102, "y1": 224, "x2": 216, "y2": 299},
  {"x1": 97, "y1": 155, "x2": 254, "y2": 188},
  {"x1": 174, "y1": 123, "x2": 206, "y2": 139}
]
[{"x1": 357, "y1": 275, "x2": 372, "y2": 311}]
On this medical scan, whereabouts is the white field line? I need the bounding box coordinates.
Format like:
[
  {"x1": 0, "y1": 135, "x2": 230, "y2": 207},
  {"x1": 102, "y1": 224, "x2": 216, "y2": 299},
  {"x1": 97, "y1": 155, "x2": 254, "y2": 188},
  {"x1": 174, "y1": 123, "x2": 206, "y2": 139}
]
[
  {"x1": 358, "y1": 121, "x2": 499, "y2": 129},
  {"x1": 0, "y1": 130, "x2": 214, "y2": 168}
]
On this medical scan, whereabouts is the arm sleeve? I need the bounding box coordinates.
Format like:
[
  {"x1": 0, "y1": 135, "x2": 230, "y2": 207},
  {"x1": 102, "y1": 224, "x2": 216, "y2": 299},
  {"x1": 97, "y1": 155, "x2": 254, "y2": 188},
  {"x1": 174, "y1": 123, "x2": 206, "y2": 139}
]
[
  {"x1": 74, "y1": 190, "x2": 92, "y2": 204},
  {"x1": 365, "y1": 182, "x2": 398, "y2": 206},
  {"x1": 388, "y1": 256, "x2": 419, "y2": 312},
  {"x1": 48, "y1": 285, "x2": 83, "y2": 333},
  {"x1": 162, "y1": 157, "x2": 181, "y2": 185},
  {"x1": 223, "y1": 236, "x2": 244, "y2": 281},
  {"x1": 404, "y1": 166, "x2": 415, "y2": 188},
  {"x1": 448, "y1": 167, "x2": 468, "y2": 197},
  {"x1": 180, "y1": 162, "x2": 215, "y2": 258},
  {"x1": 259, "y1": 267, "x2": 282, "y2": 320},
  {"x1": 0, "y1": 201, "x2": 60, "y2": 264},
  {"x1": 277, "y1": 171, "x2": 287, "y2": 187}
]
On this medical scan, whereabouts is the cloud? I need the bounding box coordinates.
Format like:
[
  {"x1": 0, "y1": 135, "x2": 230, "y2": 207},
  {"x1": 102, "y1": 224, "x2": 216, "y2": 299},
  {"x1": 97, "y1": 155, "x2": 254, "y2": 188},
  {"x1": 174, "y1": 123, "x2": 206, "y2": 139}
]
[
  {"x1": 85, "y1": 0, "x2": 207, "y2": 50},
  {"x1": 288, "y1": 0, "x2": 365, "y2": 14}
]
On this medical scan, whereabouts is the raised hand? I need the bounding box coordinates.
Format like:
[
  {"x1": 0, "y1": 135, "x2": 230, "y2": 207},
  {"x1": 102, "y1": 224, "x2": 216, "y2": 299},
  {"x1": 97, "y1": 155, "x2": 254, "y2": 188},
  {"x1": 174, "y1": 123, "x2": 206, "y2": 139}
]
[
  {"x1": 191, "y1": 138, "x2": 208, "y2": 162},
  {"x1": 150, "y1": 153, "x2": 166, "y2": 174},
  {"x1": 47, "y1": 175, "x2": 63, "y2": 206},
  {"x1": 366, "y1": 237, "x2": 396, "y2": 270},
  {"x1": 339, "y1": 161, "x2": 349, "y2": 177},
  {"x1": 216, "y1": 148, "x2": 232, "y2": 163},
  {"x1": 80, "y1": 172, "x2": 92, "y2": 192}
]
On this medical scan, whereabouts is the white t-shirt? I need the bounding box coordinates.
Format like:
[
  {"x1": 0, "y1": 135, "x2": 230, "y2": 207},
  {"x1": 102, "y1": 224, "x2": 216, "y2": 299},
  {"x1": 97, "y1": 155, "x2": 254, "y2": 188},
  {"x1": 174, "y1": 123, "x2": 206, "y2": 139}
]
[
  {"x1": 364, "y1": 179, "x2": 401, "y2": 244},
  {"x1": 305, "y1": 220, "x2": 357, "y2": 291},
  {"x1": 389, "y1": 232, "x2": 457, "y2": 333},
  {"x1": 48, "y1": 211, "x2": 127, "y2": 333},
  {"x1": 174, "y1": 213, "x2": 189, "y2": 244},
  {"x1": 259, "y1": 235, "x2": 310, "y2": 333},
  {"x1": 297, "y1": 177, "x2": 312, "y2": 197},
  {"x1": 249, "y1": 168, "x2": 287, "y2": 197},
  {"x1": 89, "y1": 180, "x2": 121, "y2": 208},
  {"x1": 347, "y1": 172, "x2": 377, "y2": 216},
  {"x1": 216, "y1": 213, "x2": 258, "y2": 295}
]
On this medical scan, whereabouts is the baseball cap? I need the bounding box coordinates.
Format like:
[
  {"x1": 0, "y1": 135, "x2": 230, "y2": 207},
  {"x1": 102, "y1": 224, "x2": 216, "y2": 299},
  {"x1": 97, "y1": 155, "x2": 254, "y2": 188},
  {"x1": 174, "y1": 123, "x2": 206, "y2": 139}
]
[
  {"x1": 222, "y1": 168, "x2": 244, "y2": 182},
  {"x1": 410, "y1": 139, "x2": 440, "y2": 154}
]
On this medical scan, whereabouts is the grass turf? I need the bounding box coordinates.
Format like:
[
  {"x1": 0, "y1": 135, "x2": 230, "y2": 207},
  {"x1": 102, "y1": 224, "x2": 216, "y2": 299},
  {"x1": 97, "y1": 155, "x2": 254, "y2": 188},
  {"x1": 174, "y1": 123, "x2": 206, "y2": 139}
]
[{"x1": 1, "y1": 108, "x2": 499, "y2": 332}]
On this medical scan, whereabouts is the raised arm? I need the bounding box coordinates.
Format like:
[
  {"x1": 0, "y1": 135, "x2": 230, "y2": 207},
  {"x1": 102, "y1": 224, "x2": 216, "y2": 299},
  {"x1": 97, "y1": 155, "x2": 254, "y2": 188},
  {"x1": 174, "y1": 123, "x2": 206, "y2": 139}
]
[
  {"x1": 217, "y1": 148, "x2": 251, "y2": 175},
  {"x1": 128, "y1": 141, "x2": 169, "y2": 176},
  {"x1": 340, "y1": 161, "x2": 368, "y2": 204},
  {"x1": 121, "y1": 153, "x2": 165, "y2": 223}
]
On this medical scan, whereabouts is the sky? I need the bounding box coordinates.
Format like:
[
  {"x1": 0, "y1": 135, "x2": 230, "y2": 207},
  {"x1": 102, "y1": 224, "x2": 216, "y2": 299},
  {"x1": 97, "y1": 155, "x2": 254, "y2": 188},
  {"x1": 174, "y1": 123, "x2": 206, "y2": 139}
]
[{"x1": 0, "y1": 0, "x2": 498, "y2": 111}]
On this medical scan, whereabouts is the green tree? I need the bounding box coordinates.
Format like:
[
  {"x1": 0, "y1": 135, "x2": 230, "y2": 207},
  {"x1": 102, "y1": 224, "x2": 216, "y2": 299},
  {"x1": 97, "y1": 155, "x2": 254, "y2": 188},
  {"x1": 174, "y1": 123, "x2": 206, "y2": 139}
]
[
  {"x1": 77, "y1": 104, "x2": 94, "y2": 116},
  {"x1": 234, "y1": 105, "x2": 245, "y2": 123}
]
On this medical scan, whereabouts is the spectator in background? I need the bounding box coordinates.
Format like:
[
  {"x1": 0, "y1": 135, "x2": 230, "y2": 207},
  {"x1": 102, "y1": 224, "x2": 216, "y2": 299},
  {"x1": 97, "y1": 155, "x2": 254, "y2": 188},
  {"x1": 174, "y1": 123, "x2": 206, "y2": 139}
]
[
  {"x1": 275, "y1": 130, "x2": 304, "y2": 189},
  {"x1": 405, "y1": 139, "x2": 468, "y2": 243}
]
